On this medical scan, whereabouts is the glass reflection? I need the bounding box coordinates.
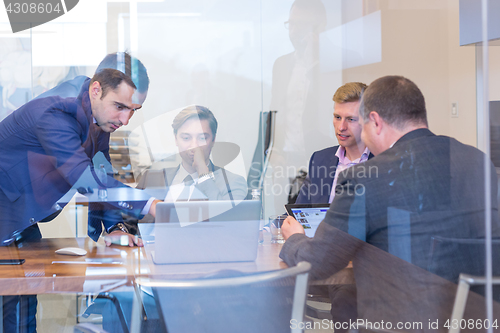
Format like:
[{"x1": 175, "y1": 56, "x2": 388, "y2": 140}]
[
  {"x1": 0, "y1": 0, "x2": 498, "y2": 331},
  {"x1": 270, "y1": 1, "x2": 329, "y2": 208}
]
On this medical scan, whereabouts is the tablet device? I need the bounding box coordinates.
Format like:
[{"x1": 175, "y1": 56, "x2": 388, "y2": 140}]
[{"x1": 284, "y1": 203, "x2": 330, "y2": 237}]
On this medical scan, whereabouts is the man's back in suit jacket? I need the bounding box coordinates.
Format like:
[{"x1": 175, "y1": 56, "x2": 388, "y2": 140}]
[{"x1": 281, "y1": 128, "x2": 500, "y2": 279}]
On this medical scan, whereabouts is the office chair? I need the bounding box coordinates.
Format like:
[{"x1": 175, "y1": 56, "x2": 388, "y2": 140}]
[
  {"x1": 448, "y1": 273, "x2": 500, "y2": 333},
  {"x1": 75, "y1": 287, "x2": 161, "y2": 333},
  {"x1": 332, "y1": 237, "x2": 500, "y2": 333},
  {"x1": 130, "y1": 261, "x2": 311, "y2": 333},
  {"x1": 428, "y1": 236, "x2": 500, "y2": 284},
  {"x1": 427, "y1": 237, "x2": 500, "y2": 333}
]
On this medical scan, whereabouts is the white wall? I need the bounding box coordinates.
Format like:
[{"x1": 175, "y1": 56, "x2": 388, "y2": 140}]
[
  {"x1": 344, "y1": 0, "x2": 477, "y2": 146},
  {"x1": 262, "y1": 0, "x2": 482, "y2": 216}
]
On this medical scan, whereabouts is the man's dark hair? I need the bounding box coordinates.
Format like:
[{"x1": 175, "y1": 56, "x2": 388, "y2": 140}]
[
  {"x1": 359, "y1": 75, "x2": 428, "y2": 129},
  {"x1": 172, "y1": 105, "x2": 218, "y2": 138},
  {"x1": 90, "y1": 69, "x2": 136, "y2": 100},
  {"x1": 96, "y1": 52, "x2": 149, "y2": 94}
]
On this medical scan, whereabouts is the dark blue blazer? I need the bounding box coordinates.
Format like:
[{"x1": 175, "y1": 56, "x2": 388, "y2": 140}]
[
  {"x1": 0, "y1": 79, "x2": 146, "y2": 243},
  {"x1": 295, "y1": 146, "x2": 340, "y2": 204}
]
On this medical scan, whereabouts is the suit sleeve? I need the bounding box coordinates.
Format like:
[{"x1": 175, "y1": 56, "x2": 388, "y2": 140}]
[
  {"x1": 89, "y1": 163, "x2": 152, "y2": 235},
  {"x1": 280, "y1": 175, "x2": 367, "y2": 280},
  {"x1": 35, "y1": 105, "x2": 92, "y2": 187},
  {"x1": 36, "y1": 107, "x2": 148, "y2": 239}
]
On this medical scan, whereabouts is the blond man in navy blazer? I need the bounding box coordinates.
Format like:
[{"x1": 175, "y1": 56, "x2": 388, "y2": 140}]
[{"x1": 295, "y1": 82, "x2": 373, "y2": 205}]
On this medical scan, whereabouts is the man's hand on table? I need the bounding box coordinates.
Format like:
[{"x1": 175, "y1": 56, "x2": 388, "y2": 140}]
[
  {"x1": 105, "y1": 230, "x2": 143, "y2": 247},
  {"x1": 282, "y1": 216, "x2": 305, "y2": 240}
]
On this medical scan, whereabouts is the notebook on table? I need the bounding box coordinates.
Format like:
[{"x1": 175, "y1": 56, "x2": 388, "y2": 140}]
[
  {"x1": 284, "y1": 203, "x2": 330, "y2": 237},
  {"x1": 141, "y1": 200, "x2": 261, "y2": 264}
]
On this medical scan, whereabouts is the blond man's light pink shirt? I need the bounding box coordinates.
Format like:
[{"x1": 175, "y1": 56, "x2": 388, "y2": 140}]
[{"x1": 328, "y1": 146, "x2": 370, "y2": 203}]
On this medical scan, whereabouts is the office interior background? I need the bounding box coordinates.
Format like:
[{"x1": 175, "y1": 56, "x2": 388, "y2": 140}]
[{"x1": 0, "y1": 0, "x2": 498, "y2": 331}]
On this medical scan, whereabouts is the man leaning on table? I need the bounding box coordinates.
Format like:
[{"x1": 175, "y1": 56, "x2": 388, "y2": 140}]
[
  {"x1": 0, "y1": 55, "x2": 162, "y2": 333},
  {"x1": 0, "y1": 56, "x2": 161, "y2": 249},
  {"x1": 36, "y1": 52, "x2": 154, "y2": 248},
  {"x1": 280, "y1": 75, "x2": 500, "y2": 326}
]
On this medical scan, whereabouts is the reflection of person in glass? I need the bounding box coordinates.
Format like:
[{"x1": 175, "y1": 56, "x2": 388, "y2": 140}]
[
  {"x1": 270, "y1": 0, "x2": 327, "y2": 163},
  {"x1": 136, "y1": 106, "x2": 247, "y2": 211},
  {"x1": 269, "y1": 0, "x2": 328, "y2": 211}
]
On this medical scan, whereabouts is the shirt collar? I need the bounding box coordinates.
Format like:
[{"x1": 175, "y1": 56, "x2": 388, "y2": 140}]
[
  {"x1": 180, "y1": 163, "x2": 198, "y2": 179},
  {"x1": 336, "y1": 146, "x2": 371, "y2": 165}
]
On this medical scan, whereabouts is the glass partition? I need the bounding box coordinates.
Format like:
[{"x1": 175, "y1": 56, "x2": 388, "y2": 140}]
[{"x1": 0, "y1": 0, "x2": 497, "y2": 332}]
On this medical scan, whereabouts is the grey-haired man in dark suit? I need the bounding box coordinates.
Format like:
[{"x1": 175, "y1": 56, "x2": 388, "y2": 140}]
[{"x1": 280, "y1": 75, "x2": 500, "y2": 328}]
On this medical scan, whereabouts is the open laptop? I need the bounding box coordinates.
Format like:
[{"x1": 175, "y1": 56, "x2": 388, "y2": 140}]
[
  {"x1": 284, "y1": 203, "x2": 330, "y2": 237},
  {"x1": 142, "y1": 200, "x2": 261, "y2": 264}
]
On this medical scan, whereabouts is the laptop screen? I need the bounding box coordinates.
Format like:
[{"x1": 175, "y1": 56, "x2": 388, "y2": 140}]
[{"x1": 145, "y1": 200, "x2": 262, "y2": 264}]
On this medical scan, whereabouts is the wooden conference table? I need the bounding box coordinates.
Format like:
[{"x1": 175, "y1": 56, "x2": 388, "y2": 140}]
[
  {"x1": 0, "y1": 234, "x2": 353, "y2": 296},
  {"x1": 0, "y1": 233, "x2": 496, "y2": 332}
]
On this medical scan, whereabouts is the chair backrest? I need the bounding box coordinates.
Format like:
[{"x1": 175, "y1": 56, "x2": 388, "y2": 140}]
[
  {"x1": 449, "y1": 274, "x2": 500, "y2": 333},
  {"x1": 428, "y1": 236, "x2": 500, "y2": 285},
  {"x1": 130, "y1": 261, "x2": 310, "y2": 333},
  {"x1": 247, "y1": 111, "x2": 277, "y2": 195},
  {"x1": 429, "y1": 238, "x2": 500, "y2": 333}
]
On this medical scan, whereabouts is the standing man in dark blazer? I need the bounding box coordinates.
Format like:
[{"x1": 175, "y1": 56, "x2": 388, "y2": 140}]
[
  {"x1": 34, "y1": 52, "x2": 152, "y2": 246},
  {"x1": 0, "y1": 66, "x2": 162, "y2": 246},
  {"x1": 0, "y1": 59, "x2": 160, "y2": 332},
  {"x1": 0, "y1": 64, "x2": 158, "y2": 247},
  {"x1": 280, "y1": 75, "x2": 500, "y2": 328},
  {"x1": 296, "y1": 82, "x2": 372, "y2": 205}
]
